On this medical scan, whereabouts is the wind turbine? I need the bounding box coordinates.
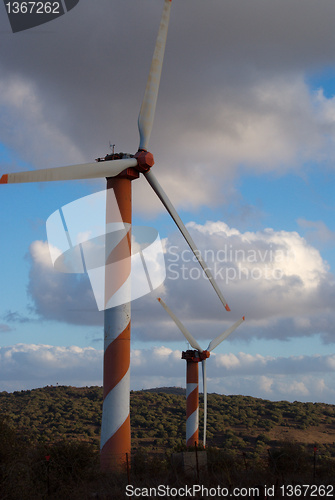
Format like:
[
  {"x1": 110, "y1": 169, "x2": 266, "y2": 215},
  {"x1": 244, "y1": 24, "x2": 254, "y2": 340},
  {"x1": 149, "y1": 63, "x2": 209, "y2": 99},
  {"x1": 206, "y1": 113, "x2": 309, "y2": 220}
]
[
  {"x1": 0, "y1": 0, "x2": 231, "y2": 471},
  {"x1": 158, "y1": 298, "x2": 244, "y2": 447}
]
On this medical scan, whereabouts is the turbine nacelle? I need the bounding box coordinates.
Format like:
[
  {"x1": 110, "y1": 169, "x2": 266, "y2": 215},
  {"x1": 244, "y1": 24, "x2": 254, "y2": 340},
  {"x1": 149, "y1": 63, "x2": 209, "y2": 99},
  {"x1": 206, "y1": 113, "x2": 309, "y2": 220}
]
[
  {"x1": 95, "y1": 149, "x2": 155, "y2": 176},
  {"x1": 182, "y1": 350, "x2": 210, "y2": 362}
]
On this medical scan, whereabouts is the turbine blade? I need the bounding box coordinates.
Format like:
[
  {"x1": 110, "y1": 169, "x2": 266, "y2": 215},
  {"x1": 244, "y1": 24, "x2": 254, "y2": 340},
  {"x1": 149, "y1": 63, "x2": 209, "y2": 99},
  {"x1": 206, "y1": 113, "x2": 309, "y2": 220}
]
[
  {"x1": 157, "y1": 298, "x2": 203, "y2": 352},
  {"x1": 138, "y1": 0, "x2": 172, "y2": 151},
  {"x1": 0, "y1": 158, "x2": 138, "y2": 184},
  {"x1": 146, "y1": 170, "x2": 230, "y2": 311},
  {"x1": 207, "y1": 316, "x2": 245, "y2": 352},
  {"x1": 202, "y1": 359, "x2": 207, "y2": 447}
]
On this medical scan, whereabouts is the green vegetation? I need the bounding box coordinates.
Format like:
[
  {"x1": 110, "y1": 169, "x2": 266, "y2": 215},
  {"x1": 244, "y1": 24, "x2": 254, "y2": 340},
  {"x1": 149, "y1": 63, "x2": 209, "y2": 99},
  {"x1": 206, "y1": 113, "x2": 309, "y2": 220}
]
[
  {"x1": 0, "y1": 386, "x2": 334, "y2": 498},
  {"x1": 1, "y1": 386, "x2": 334, "y2": 454}
]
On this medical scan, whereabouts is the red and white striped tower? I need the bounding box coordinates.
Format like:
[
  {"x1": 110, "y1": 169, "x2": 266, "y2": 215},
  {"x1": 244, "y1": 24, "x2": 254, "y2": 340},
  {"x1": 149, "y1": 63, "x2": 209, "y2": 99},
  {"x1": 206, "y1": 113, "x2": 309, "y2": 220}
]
[
  {"x1": 182, "y1": 350, "x2": 200, "y2": 447},
  {"x1": 100, "y1": 169, "x2": 138, "y2": 471}
]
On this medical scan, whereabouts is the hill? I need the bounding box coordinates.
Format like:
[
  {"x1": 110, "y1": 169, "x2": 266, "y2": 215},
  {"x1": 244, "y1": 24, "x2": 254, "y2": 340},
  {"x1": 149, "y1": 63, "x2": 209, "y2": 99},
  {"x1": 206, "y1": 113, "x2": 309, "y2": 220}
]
[{"x1": 1, "y1": 385, "x2": 335, "y2": 459}]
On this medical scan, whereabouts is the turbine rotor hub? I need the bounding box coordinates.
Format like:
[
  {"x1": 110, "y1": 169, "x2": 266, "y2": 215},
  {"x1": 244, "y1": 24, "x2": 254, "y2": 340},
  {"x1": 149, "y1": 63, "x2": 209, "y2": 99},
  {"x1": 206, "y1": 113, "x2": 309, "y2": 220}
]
[{"x1": 134, "y1": 150, "x2": 155, "y2": 173}]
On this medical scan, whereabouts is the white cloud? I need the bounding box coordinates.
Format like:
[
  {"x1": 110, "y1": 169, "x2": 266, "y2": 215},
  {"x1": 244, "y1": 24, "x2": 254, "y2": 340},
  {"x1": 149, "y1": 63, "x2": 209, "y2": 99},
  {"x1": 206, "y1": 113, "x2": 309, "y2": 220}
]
[
  {"x1": 131, "y1": 346, "x2": 182, "y2": 378},
  {"x1": 1, "y1": 344, "x2": 335, "y2": 403},
  {"x1": 280, "y1": 379, "x2": 309, "y2": 397},
  {"x1": 159, "y1": 220, "x2": 335, "y2": 341},
  {"x1": 25, "y1": 219, "x2": 335, "y2": 344},
  {"x1": 30, "y1": 240, "x2": 54, "y2": 268},
  {"x1": 0, "y1": 344, "x2": 102, "y2": 390},
  {"x1": 214, "y1": 351, "x2": 335, "y2": 376},
  {"x1": 183, "y1": 221, "x2": 328, "y2": 292},
  {"x1": 258, "y1": 376, "x2": 274, "y2": 394}
]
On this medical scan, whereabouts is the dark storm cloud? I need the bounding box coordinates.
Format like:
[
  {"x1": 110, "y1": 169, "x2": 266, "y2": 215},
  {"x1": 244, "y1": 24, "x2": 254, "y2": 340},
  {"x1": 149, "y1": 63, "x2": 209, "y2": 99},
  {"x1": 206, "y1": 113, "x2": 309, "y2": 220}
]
[
  {"x1": 27, "y1": 240, "x2": 103, "y2": 325},
  {"x1": 1, "y1": 0, "x2": 335, "y2": 174}
]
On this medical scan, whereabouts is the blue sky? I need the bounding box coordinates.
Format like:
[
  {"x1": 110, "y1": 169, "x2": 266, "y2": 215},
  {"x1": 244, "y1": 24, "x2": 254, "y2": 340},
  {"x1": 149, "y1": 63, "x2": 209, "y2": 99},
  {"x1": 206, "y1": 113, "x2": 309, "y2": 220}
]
[{"x1": 0, "y1": 0, "x2": 335, "y2": 403}]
